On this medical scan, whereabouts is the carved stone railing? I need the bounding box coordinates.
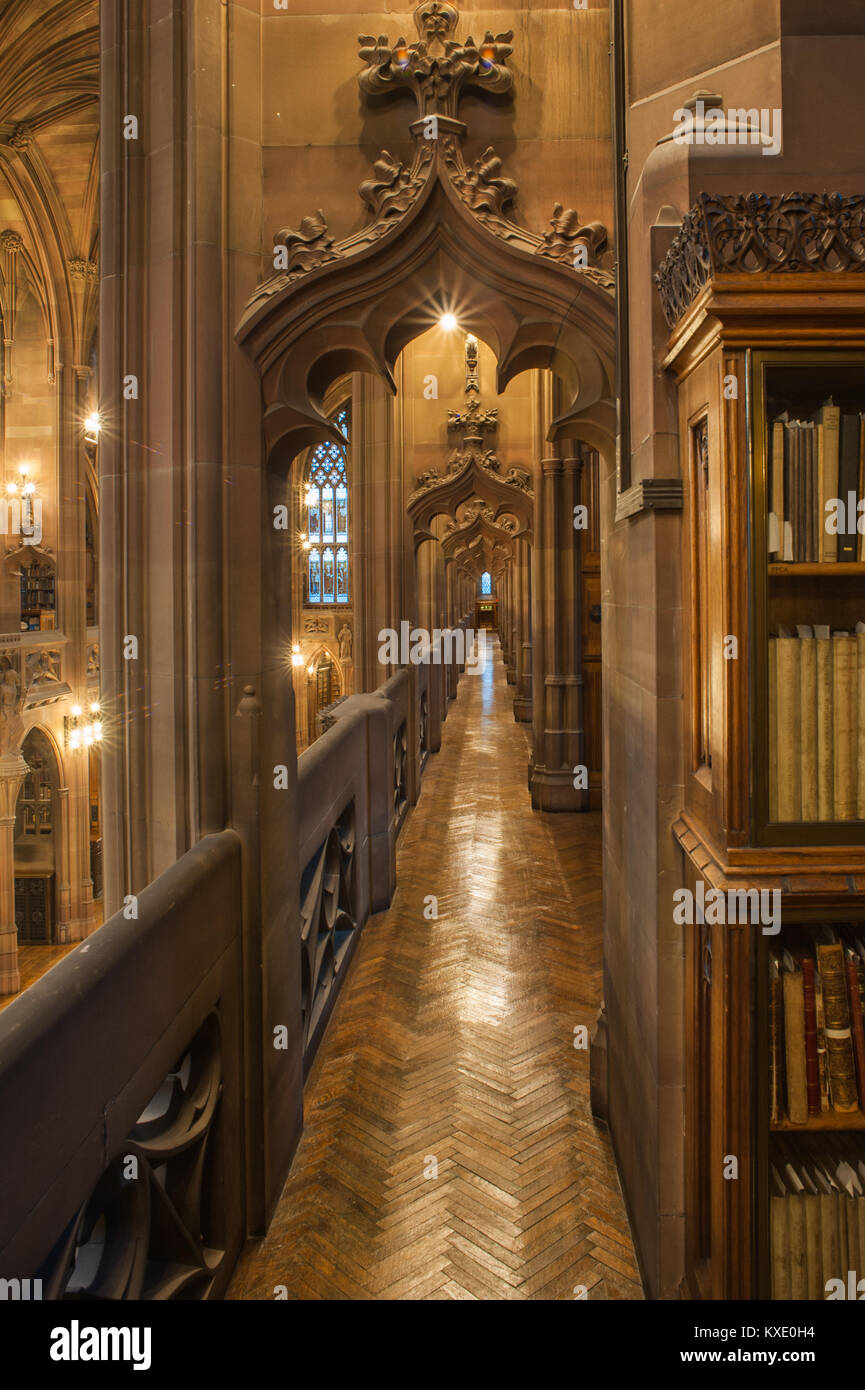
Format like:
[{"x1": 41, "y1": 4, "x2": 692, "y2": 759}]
[
  {"x1": 655, "y1": 192, "x2": 865, "y2": 329},
  {"x1": 0, "y1": 831, "x2": 244, "y2": 1299}
]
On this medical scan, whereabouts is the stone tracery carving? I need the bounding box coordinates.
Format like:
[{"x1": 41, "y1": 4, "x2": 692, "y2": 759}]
[{"x1": 244, "y1": 2, "x2": 613, "y2": 314}]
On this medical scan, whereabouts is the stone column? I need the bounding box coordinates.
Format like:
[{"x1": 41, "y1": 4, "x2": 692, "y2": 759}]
[
  {"x1": 505, "y1": 559, "x2": 517, "y2": 685},
  {"x1": 56, "y1": 786, "x2": 72, "y2": 941},
  {"x1": 514, "y1": 537, "x2": 533, "y2": 722},
  {"x1": 0, "y1": 753, "x2": 28, "y2": 995},
  {"x1": 530, "y1": 452, "x2": 586, "y2": 810}
]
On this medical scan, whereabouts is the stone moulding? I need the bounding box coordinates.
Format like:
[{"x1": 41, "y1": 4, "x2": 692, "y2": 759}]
[
  {"x1": 656, "y1": 191, "x2": 865, "y2": 329},
  {"x1": 615, "y1": 478, "x2": 683, "y2": 522}
]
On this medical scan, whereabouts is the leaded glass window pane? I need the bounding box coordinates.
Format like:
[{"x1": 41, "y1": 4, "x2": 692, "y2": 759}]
[
  {"x1": 322, "y1": 547, "x2": 335, "y2": 602},
  {"x1": 308, "y1": 549, "x2": 321, "y2": 603},
  {"x1": 336, "y1": 547, "x2": 349, "y2": 602}
]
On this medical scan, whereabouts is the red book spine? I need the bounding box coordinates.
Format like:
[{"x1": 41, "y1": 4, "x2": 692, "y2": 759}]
[
  {"x1": 845, "y1": 954, "x2": 865, "y2": 1111},
  {"x1": 800, "y1": 957, "x2": 821, "y2": 1115}
]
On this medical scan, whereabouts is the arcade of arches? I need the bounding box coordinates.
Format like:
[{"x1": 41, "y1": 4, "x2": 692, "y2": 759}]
[{"x1": 2, "y1": 0, "x2": 865, "y2": 1307}]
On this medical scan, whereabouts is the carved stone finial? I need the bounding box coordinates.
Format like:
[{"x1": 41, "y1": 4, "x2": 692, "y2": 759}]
[
  {"x1": 414, "y1": 1, "x2": 459, "y2": 48},
  {"x1": 9, "y1": 124, "x2": 33, "y2": 150},
  {"x1": 0, "y1": 230, "x2": 23, "y2": 253},
  {"x1": 448, "y1": 396, "x2": 498, "y2": 438},
  {"x1": 465, "y1": 333, "x2": 479, "y2": 394},
  {"x1": 357, "y1": 4, "x2": 513, "y2": 127}
]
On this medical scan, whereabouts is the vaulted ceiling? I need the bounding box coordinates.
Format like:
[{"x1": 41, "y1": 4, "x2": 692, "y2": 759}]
[{"x1": 0, "y1": 0, "x2": 99, "y2": 361}]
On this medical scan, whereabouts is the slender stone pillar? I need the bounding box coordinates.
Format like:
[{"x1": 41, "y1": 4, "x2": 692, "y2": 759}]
[
  {"x1": 0, "y1": 753, "x2": 28, "y2": 995},
  {"x1": 505, "y1": 559, "x2": 517, "y2": 684},
  {"x1": 514, "y1": 537, "x2": 533, "y2": 722},
  {"x1": 530, "y1": 452, "x2": 586, "y2": 810}
]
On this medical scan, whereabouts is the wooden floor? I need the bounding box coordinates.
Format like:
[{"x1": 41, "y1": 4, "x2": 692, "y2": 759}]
[
  {"x1": 230, "y1": 638, "x2": 642, "y2": 1301},
  {"x1": 0, "y1": 941, "x2": 76, "y2": 1015}
]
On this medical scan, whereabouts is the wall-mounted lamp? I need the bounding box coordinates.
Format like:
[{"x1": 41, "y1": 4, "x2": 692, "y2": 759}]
[
  {"x1": 84, "y1": 411, "x2": 101, "y2": 445},
  {"x1": 291, "y1": 645, "x2": 305, "y2": 669},
  {"x1": 6, "y1": 465, "x2": 38, "y2": 538},
  {"x1": 65, "y1": 701, "x2": 103, "y2": 751}
]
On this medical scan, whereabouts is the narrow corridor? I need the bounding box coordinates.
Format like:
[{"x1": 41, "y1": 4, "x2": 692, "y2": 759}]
[{"x1": 230, "y1": 638, "x2": 642, "y2": 1300}]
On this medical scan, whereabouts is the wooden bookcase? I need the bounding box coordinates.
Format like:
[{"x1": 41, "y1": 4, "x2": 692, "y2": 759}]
[{"x1": 663, "y1": 269, "x2": 865, "y2": 1300}]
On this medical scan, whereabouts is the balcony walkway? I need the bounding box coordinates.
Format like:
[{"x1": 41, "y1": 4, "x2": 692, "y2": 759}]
[{"x1": 230, "y1": 637, "x2": 642, "y2": 1301}]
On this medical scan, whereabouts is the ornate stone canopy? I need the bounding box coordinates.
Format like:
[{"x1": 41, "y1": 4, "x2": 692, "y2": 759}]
[{"x1": 236, "y1": 1, "x2": 616, "y2": 468}]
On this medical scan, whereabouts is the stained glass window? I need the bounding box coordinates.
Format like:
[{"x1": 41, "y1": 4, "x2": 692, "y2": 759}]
[
  {"x1": 306, "y1": 406, "x2": 350, "y2": 603},
  {"x1": 481, "y1": 571, "x2": 492, "y2": 596}
]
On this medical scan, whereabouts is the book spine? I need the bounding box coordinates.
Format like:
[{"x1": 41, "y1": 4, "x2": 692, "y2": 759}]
[
  {"x1": 778, "y1": 417, "x2": 789, "y2": 558},
  {"x1": 816, "y1": 634, "x2": 834, "y2": 820},
  {"x1": 776, "y1": 636, "x2": 802, "y2": 822},
  {"x1": 817, "y1": 943, "x2": 859, "y2": 1111},
  {"x1": 815, "y1": 971, "x2": 832, "y2": 1110},
  {"x1": 823, "y1": 408, "x2": 840, "y2": 561},
  {"x1": 769, "y1": 968, "x2": 784, "y2": 1125},
  {"x1": 783, "y1": 965, "x2": 809, "y2": 1123},
  {"x1": 839, "y1": 414, "x2": 859, "y2": 561},
  {"x1": 845, "y1": 953, "x2": 865, "y2": 1112},
  {"x1": 771, "y1": 1197, "x2": 790, "y2": 1300},
  {"x1": 832, "y1": 635, "x2": 857, "y2": 820},
  {"x1": 858, "y1": 630, "x2": 865, "y2": 820},
  {"x1": 800, "y1": 957, "x2": 821, "y2": 1115},
  {"x1": 817, "y1": 422, "x2": 826, "y2": 562},
  {"x1": 799, "y1": 636, "x2": 817, "y2": 821}
]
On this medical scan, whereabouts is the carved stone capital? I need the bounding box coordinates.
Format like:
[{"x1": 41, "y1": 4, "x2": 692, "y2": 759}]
[
  {"x1": 68, "y1": 257, "x2": 98, "y2": 282},
  {"x1": 0, "y1": 754, "x2": 29, "y2": 816}
]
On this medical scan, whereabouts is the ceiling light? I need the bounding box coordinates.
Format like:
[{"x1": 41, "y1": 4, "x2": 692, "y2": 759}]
[{"x1": 440, "y1": 312, "x2": 458, "y2": 332}]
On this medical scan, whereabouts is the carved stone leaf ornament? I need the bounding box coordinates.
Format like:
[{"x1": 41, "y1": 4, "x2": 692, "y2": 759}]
[{"x1": 245, "y1": 2, "x2": 614, "y2": 314}]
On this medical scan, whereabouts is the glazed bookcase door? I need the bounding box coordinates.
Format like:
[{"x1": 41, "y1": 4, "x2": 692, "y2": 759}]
[{"x1": 750, "y1": 349, "x2": 865, "y2": 849}]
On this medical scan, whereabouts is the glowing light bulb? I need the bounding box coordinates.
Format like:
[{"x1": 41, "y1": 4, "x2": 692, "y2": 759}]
[
  {"x1": 90, "y1": 702, "x2": 100, "y2": 715},
  {"x1": 440, "y1": 312, "x2": 458, "y2": 332},
  {"x1": 5, "y1": 482, "x2": 16, "y2": 496},
  {"x1": 85, "y1": 411, "x2": 101, "y2": 436},
  {"x1": 71, "y1": 705, "x2": 82, "y2": 718}
]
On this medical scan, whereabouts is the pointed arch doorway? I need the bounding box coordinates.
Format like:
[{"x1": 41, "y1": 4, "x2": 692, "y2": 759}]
[{"x1": 236, "y1": 12, "x2": 617, "y2": 816}]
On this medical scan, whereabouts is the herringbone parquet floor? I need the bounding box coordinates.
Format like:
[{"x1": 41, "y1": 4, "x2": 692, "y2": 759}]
[{"x1": 229, "y1": 638, "x2": 642, "y2": 1301}]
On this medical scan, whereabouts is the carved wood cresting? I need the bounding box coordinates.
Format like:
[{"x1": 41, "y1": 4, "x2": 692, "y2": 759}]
[{"x1": 656, "y1": 192, "x2": 865, "y2": 328}]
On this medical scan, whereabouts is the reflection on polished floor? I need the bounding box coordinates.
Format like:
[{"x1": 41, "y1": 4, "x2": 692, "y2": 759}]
[
  {"x1": 0, "y1": 943, "x2": 76, "y2": 1016},
  {"x1": 230, "y1": 637, "x2": 642, "y2": 1300}
]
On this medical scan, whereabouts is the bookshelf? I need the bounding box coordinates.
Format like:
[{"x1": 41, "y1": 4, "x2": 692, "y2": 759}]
[
  {"x1": 660, "y1": 250, "x2": 865, "y2": 1300},
  {"x1": 752, "y1": 351, "x2": 865, "y2": 850},
  {"x1": 754, "y1": 910, "x2": 865, "y2": 1301},
  {"x1": 19, "y1": 558, "x2": 56, "y2": 632}
]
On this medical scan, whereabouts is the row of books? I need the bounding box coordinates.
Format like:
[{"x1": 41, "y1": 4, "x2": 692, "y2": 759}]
[
  {"x1": 770, "y1": 929, "x2": 865, "y2": 1125},
  {"x1": 768, "y1": 624, "x2": 865, "y2": 823},
  {"x1": 768, "y1": 405, "x2": 865, "y2": 562},
  {"x1": 771, "y1": 1137, "x2": 865, "y2": 1299}
]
